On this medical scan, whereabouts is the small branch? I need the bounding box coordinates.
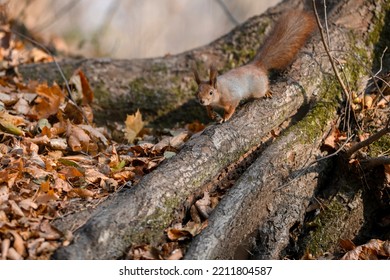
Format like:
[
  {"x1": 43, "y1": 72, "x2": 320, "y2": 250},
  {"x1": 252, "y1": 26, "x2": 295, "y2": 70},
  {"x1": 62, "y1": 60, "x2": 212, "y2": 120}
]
[
  {"x1": 374, "y1": 46, "x2": 388, "y2": 77},
  {"x1": 323, "y1": 0, "x2": 331, "y2": 48},
  {"x1": 333, "y1": 56, "x2": 360, "y2": 132},
  {"x1": 312, "y1": 0, "x2": 356, "y2": 136},
  {"x1": 312, "y1": 0, "x2": 350, "y2": 99},
  {"x1": 374, "y1": 75, "x2": 390, "y2": 98},
  {"x1": 370, "y1": 47, "x2": 390, "y2": 106},
  {"x1": 345, "y1": 119, "x2": 390, "y2": 158}
]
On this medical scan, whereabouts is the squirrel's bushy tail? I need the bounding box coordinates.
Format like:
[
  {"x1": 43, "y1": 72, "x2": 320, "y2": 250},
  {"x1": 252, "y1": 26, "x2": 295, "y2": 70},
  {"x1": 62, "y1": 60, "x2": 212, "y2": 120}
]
[{"x1": 253, "y1": 11, "x2": 316, "y2": 71}]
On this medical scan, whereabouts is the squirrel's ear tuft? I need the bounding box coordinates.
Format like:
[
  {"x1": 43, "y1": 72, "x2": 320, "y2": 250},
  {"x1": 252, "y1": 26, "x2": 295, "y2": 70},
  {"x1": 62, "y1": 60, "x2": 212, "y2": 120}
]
[
  {"x1": 209, "y1": 65, "x2": 217, "y2": 88},
  {"x1": 193, "y1": 68, "x2": 201, "y2": 85}
]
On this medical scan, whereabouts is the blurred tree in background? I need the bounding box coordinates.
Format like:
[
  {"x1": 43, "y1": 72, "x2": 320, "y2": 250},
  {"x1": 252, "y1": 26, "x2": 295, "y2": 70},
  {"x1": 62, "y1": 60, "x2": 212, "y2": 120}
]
[{"x1": 7, "y1": 0, "x2": 280, "y2": 59}]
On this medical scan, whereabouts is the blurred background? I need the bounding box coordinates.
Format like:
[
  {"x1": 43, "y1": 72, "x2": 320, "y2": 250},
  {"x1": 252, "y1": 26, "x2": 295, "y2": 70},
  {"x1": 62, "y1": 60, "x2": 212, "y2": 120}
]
[{"x1": 6, "y1": 0, "x2": 281, "y2": 59}]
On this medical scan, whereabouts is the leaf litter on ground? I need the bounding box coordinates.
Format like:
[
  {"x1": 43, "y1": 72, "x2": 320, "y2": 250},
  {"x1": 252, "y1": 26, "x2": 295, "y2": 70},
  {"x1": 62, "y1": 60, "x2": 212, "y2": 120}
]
[{"x1": 0, "y1": 23, "x2": 206, "y2": 259}]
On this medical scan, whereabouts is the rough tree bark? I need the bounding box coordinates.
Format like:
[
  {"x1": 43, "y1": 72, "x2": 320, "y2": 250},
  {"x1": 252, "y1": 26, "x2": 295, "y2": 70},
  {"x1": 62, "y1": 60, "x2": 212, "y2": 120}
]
[
  {"x1": 17, "y1": 0, "x2": 388, "y2": 259},
  {"x1": 186, "y1": 0, "x2": 390, "y2": 259}
]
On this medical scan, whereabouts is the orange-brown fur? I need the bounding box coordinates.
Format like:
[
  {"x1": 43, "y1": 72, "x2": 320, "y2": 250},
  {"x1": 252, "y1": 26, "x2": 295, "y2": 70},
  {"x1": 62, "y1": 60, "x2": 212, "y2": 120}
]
[{"x1": 194, "y1": 10, "x2": 316, "y2": 123}]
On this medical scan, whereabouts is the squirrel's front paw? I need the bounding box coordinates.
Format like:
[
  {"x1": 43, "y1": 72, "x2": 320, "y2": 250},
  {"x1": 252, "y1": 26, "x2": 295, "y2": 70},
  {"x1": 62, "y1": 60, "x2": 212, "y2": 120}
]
[
  {"x1": 215, "y1": 115, "x2": 224, "y2": 124},
  {"x1": 210, "y1": 111, "x2": 223, "y2": 123},
  {"x1": 264, "y1": 90, "x2": 273, "y2": 98}
]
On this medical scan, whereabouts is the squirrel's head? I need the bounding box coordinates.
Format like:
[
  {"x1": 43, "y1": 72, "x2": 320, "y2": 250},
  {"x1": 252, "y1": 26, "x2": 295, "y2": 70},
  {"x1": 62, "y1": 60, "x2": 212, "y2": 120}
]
[{"x1": 193, "y1": 65, "x2": 219, "y2": 106}]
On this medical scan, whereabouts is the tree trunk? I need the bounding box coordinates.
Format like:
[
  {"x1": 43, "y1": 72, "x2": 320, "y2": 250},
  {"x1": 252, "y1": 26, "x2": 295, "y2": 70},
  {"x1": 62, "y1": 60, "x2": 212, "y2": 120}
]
[{"x1": 43, "y1": 0, "x2": 389, "y2": 259}]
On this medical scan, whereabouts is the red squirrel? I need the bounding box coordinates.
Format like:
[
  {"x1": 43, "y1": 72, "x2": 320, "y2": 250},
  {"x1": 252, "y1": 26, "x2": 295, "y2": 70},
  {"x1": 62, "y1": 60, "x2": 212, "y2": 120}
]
[{"x1": 193, "y1": 11, "x2": 316, "y2": 123}]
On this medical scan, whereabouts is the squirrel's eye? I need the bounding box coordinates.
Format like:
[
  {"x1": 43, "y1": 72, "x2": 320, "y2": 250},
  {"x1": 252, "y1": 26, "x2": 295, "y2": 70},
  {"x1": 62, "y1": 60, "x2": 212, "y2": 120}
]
[{"x1": 209, "y1": 91, "x2": 213, "y2": 95}]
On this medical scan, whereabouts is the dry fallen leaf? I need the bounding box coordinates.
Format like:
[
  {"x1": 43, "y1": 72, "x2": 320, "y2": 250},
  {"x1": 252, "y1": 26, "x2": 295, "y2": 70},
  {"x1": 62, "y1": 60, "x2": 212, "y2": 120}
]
[
  {"x1": 167, "y1": 228, "x2": 193, "y2": 241},
  {"x1": 1, "y1": 238, "x2": 10, "y2": 260},
  {"x1": 78, "y1": 70, "x2": 94, "y2": 105},
  {"x1": 0, "y1": 110, "x2": 25, "y2": 136},
  {"x1": 13, "y1": 98, "x2": 30, "y2": 115},
  {"x1": 0, "y1": 185, "x2": 9, "y2": 205},
  {"x1": 63, "y1": 101, "x2": 85, "y2": 124},
  {"x1": 19, "y1": 198, "x2": 38, "y2": 211},
  {"x1": 169, "y1": 131, "x2": 189, "y2": 149},
  {"x1": 40, "y1": 180, "x2": 51, "y2": 192},
  {"x1": 78, "y1": 124, "x2": 108, "y2": 147},
  {"x1": 128, "y1": 244, "x2": 160, "y2": 260},
  {"x1": 125, "y1": 109, "x2": 144, "y2": 143},
  {"x1": 323, "y1": 125, "x2": 346, "y2": 150},
  {"x1": 31, "y1": 83, "x2": 65, "y2": 119},
  {"x1": 153, "y1": 137, "x2": 171, "y2": 152},
  {"x1": 29, "y1": 48, "x2": 52, "y2": 63},
  {"x1": 70, "y1": 188, "x2": 95, "y2": 199},
  {"x1": 26, "y1": 238, "x2": 45, "y2": 259},
  {"x1": 339, "y1": 238, "x2": 356, "y2": 251},
  {"x1": 67, "y1": 122, "x2": 91, "y2": 152},
  {"x1": 100, "y1": 178, "x2": 118, "y2": 192},
  {"x1": 195, "y1": 191, "x2": 212, "y2": 219},
  {"x1": 112, "y1": 169, "x2": 135, "y2": 182},
  {"x1": 10, "y1": 230, "x2": 26, "y2": 257},
  {"x1": 39, "y1": 220, "x2": 62, "y2": 240},
  {"x1": 166, "y1": 220, "x2": 206, "y2": 243},
  {"x1": 9, "y1": 200, "x2": 25, "y2": 217},
  {"x1": 84, "y1": 168, "x2": 109, "y2": 184},
  {"x1": 36, "y1": 189, "x2": 59, "y2": 204},
  {"x1": 341, "y1": 239, "x2": 390, "y2": 260},
  {"x1": 59, "y1": 166, "x2": 84, "y2": 181},
  {"x1": 7, "y1": 247, "x2": 23, "y2": 260},
  {"x1": 362, "y1": 94, "x2": 373, "y2": 109},
  {"x1": 68, "y1": 69, "x2": 94, "y2": 106},
  {"x1": 190, "y1": 205, "x2": 202, "y2": 224}
]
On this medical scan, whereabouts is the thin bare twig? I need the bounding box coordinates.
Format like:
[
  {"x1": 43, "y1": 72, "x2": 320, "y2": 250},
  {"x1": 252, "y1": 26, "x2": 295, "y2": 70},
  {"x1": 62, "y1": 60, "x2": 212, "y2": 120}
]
[
  {"x1": 370, "y1": 47, "x2": 390, "y2": 106},
  {"x1": 374, "y1": 75, "x2": 390, "y2": 97},
  {"x1": 333, "y1": 56, "x2": 360, "y2": 132},
  {"x1": 323, "y1": 0, "x2": 331, "y2": 48},
  {"x1": 312, "y1": 0, "x2": 356, "y2": 137},
  {"x1": 370, "y1": 73, "x2": 388, "y2": 110},
  {"x1": 374, "y1": 46, "x2": 388, "y2": 77},
  {"x1": 312, "y1": 0, "x2": 350, "y2": 100},
  {"x1": 345, "y1": 119, "x2": 390, "y2": 158}
]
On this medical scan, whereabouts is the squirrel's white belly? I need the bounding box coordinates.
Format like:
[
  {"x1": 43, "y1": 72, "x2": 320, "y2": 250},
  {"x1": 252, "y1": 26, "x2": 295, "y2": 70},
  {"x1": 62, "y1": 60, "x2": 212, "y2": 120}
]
[{"x1": 218, "y1": 66, "x2": 268, "y2": 100}]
